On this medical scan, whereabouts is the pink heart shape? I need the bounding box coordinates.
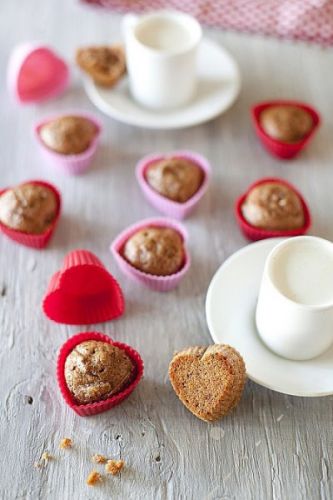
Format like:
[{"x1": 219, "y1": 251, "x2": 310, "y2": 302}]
[
  {"x1": 43, "y1": 250, "x2": 124, "y2": 324},
  {"x1": 8, "y1": 43, "x2": 69, "y2": 104}
]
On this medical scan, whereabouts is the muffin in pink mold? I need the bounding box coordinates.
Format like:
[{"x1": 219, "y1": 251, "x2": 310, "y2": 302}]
[
  {"x1": 111, "y1": 217, "x2": 191, "y2": 292},
  {"x1": 34, "y1": 112, "x2": 102, "y2": 175},
  {"x1": 136, "y1": 151, "x2": 211, "y2": 219}
]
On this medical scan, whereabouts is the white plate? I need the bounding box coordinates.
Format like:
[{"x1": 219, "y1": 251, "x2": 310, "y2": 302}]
[
  {"x1": 84, "y1": 38, "x2": 241, "y2": 129},
  {"x1": 206, "y1": 238, "x2": 333, "y2": 397}
]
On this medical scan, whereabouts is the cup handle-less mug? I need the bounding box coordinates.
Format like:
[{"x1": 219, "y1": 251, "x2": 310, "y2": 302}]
[
  {"x1": 122, "y1": 10, "x2": 202, "y2": 110},
  {"x1": 256, "y1": 236, "x2": 333, "y2": 361}
]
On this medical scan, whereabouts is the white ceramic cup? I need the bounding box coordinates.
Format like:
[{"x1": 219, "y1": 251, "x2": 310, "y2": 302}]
[
  {"x1": 122, "y1": 10, "x2": 202, "y2": 110},
  {"x1": 256, "y1": 236, "x2": 333, "y2": 361}
]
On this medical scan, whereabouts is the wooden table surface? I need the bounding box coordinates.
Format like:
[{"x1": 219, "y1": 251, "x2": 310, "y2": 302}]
[{"x1": 1, "y1": 1, "x2": 333, "y2": 499}]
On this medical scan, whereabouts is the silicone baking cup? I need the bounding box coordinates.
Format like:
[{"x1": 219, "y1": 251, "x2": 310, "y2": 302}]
[
  {"x1": 57, "y1": 331, "x2": 144, "y2": 416},
  {"x1": 0, "y1": 180, "x2": 61, "y2": 249},
  {"x1": 251, "y1": 100, "x2": 320, "y2": 159},
  {"x1": 235, "y1": 177, "x2": 311, "y2": 241},
  {"x1": 7, "y1": 42, "x2": 69, "y2": 104},
  {"x1": 136, "y1": 150, "x2": 211, "y2": 219},
  {"x1": 34, "y1": 112, "x2": 102, "y2": 175},
  {"x1": 43, "y1": 249, "x2": 124, "y2": 324},
  {"x1": 110, "y1": 217, "x2": 191, "y2": 292}
]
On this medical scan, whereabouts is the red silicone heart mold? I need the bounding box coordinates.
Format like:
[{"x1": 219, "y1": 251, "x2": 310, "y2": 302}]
[
  {"x1": 235, "y1": 177, "x2": 311, "y2": 241},
  {"x1": 7, "y1": 42, "x2": 69, "y2": 104},
  {"x1": 0, "y1": 180, "x2": 61, "y2": 249},
  {"x1": 43, "y1": 249, "x2": 124, "y2": 324},
  {"x1": 251, "y1": 100, "x2": 320, "y2": 159},
  {"x1": 57, "y1": 331, "x2": 144, "y2": 416}
]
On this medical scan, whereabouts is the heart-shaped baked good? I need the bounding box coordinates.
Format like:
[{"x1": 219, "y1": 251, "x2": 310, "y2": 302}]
[
  {"x1": 43, "y1": 249, "x2": 124, "y2": 324},
  {"x1": 57, "y1": 331, "x2": 144, "y2": 416},
  {"x1": 169, "y1": 344, "x2": 246, "y2": 422}
]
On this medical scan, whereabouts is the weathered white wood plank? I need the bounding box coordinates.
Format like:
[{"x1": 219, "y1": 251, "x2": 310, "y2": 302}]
[{"x1": 0, "y1": 1, "x2": 333, "y2": 499}]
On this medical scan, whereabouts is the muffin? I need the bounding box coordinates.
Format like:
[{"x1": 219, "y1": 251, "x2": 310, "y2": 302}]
[
  {"x1": 260, "y1": 105, "x2": 313, "y2": 143},
  {"x1": 241, "y1": 182, "x2": 305, "y2": 231},
  {"x1": 76, "y1": 45, "x2": 126, "y2": 87},
  {"x1": 145, "y1": 157, "x2": 204, "y2": 203},
  {"x1": 123, "y1": 227, "x2": 184, "y2": 276},
  {"x1": 64, "y1": 340, "x2": 135, "y2": 404},
  {"x1": 169, "y1": 344, "x2": 246, "y2": 422},
  {"x1": 0, "y1": 182, "x2": 58, "y2": 234},
  {"x1": 39, "y1": 116, "x2": 98, "y2": 155}
]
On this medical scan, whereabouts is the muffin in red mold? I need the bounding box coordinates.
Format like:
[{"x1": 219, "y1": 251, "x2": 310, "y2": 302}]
[
  {"x1": 57, "y1": 331, "x2": 144, "y2": 416},
  {"x1": 0, "y1": 180, "x2": 61, "y2": 249},
  {"x1": 235, "y1": 177, "x2": 311, "y2": 241},
  {"x1": 251, "y1": 100, "x2": 320, "y2": 159}
]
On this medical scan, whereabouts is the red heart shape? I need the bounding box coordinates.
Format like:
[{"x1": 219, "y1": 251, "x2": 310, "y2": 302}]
[
  {"x1": 8, "y1": 43, "x2": 69, "y2": 104},
  {"x1": 251, "y1": 100, "x2": 320, "y2": 160},
  {"x1": 43, "y1": 249, "x2": 124, "y2": 324},
  {"x1": 57, "y1": 331, "x2": 144, "y2": 416}
]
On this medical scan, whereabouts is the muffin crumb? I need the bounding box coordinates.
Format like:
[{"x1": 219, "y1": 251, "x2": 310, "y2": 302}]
[
  {"x1": 34, "y1": 451, "x2": 53, "y2": 469},
  {"x1": 92, "y1": 454, "x2": 107, "y2": 464},
  {"x1": 60, "y1": 438, "x2": 72, "y2": 449},
  {"x1": 105, "y1": 459, "x2": 125, "y2": 475},
  {"x1": 86, "y1": 470, "x2": 102, "y2": 486}
]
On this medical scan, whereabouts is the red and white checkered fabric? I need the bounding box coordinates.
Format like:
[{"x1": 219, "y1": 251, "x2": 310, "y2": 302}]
[{"x1": 81, "y1": 0, "x2": 333, "y2": 46}]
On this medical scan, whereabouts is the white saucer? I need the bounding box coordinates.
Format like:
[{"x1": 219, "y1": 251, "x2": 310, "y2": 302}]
[
  {"x1": 206, "y1": 238, "x2": 333, "y2": 397},
  {"x1": 84, "y1": 38, "x2": 241, "y2": 129}
]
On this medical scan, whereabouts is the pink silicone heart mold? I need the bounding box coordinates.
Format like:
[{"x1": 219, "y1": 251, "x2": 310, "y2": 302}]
[
  {"x1": 0, "y1": 180, "x2": 61, "y2": 249},
  {"x1": 136, "y1": 151, "x2": 211, "y2": 219},
  {"x1": 34, "y1": 112, "x2": 102, "y2": 175},
  {"x1": 110, "y1": 217, "x2": 191, "y2": 292},
  {"x1": 57, "y1": 331, "x2": 144, "y2": 416},
  {"x1": 251, "y1": 100, "x2": 320, "y2": 160},
  {"x1": 43, "y1": 249, "x2": 125, "y2": 324},
  {"x1": 7, "y1": 42, "x2": 69, "y2": 104}
]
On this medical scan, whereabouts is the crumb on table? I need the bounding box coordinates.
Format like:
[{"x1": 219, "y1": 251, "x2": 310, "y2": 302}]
[
  {"x1": 34, "y1": 451, "x2": 53, "y2": 469},
  {"x1": 105, "y1": 459, "x2": 125, "y2": 475},
  {"x1": 86, "y1": 470, "x2": 102, "y2": 486},
  {"x1": 60, "y1": 438, "x2": 73, "y2": 449},
  {"x1": 92, "y1": 453, "x2": 107, "y2": 464}
]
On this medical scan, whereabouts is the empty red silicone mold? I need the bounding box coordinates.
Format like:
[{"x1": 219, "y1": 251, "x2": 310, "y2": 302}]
[
  {"x1": 136, "y1": 150, "x2": 211, "y2": 219},
  {"x1": 57, "y1": 331, "x2": 144, "y2": 416},
  {"x1": 235, "y1": 177, "x2": 311, "y2": 241},
  {"x1": 34, "y1": 112, "x2": 102, "y2": 175},
  {"x1": 7, "y1": 42, "x2": 69, "y2": 104},
  {"x1": 251, "y1": 100, "x2": 320, "y2": 159},
  {"x1": 43, "y1": 249, "x2": 124, "y2": 324},
  {"x1": 0, "y1": 180, "x2": 61, "y2": 249},
  {"x1": 110, "y1": 217, "x2": 191, "y2": 292}
]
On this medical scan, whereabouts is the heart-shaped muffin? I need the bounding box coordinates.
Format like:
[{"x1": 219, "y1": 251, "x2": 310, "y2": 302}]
[{"x1": 169, "y1": 345, "x2": 246, "y2": 422}]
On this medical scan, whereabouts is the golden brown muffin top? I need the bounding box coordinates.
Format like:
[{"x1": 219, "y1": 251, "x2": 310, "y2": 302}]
[
  {"x1": 0, "y1": 183, "x2": 58, "y2": 234},
  {"x1": 40, "y1": 115, "x2": 97, "y2": 155},
  {"x1": 260, "y1": 105, "x2": 313, "y2": 143},
  {"x1": 241, "y1": 182, "x2": 305, "y2": 231},
  {"x1": 65, "y1": 340, "x2": 134, "y2": 405},
  {"x1": 123, "y1": 227, "x2": 184, "y2": 276},
  {"x1": 145, "y1": 157, "x2": 204, "y2": 203},
  {"x1": 76, "y1": 45, "x2": 126, "y2": 87}
]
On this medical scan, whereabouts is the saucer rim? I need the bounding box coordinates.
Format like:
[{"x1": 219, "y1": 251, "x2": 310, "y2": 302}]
[
  {"x1": 83, "y1": 37, "x2": 241, "y2": 130},
  {"x1": 205, "y1": 238, "x2": 333, "y2": 398}
]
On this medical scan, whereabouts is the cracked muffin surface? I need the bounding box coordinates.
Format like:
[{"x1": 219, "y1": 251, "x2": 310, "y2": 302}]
[
  {"x1": 0, "y1": 183, "x2": 58, "y2": 234},
  {"x1": 241, "y1": 182, "x2": 305, "y2": 231},
  {"x1": 145, "y1": 157, "x2": 204, "y2": 203},
  {"x1": 65, "y1": 340, "x2": 135, "y2": 404},
  {"x1": 122, "y1": 226, "x2": 184, "y2": 276}
]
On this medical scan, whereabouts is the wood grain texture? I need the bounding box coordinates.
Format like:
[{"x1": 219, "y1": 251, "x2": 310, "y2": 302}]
[{"x1": 1, "y1": 1, "x2": 333, "y2": 499}]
